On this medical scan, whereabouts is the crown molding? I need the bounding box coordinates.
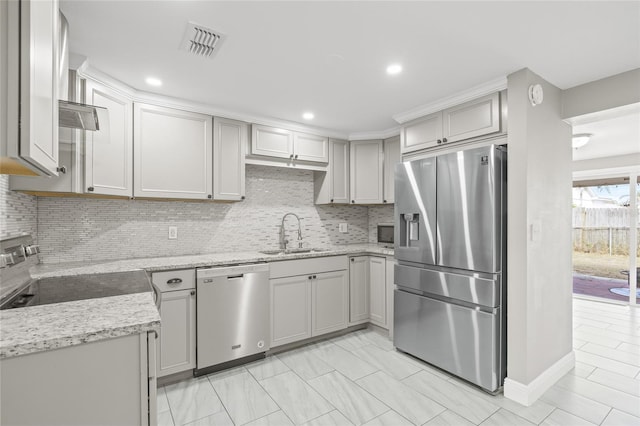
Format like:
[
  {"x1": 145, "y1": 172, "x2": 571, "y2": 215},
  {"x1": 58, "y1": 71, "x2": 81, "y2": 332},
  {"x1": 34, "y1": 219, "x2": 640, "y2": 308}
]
[
  {"x1": 348, "y1": 126, "x2": 401, "y2": 141},
  {"x1": 392, "y1": 76, "x2": 508, "y2": 124},
  {"x1": 76, "y1": 62, "x2": 349, "y2": 140}
]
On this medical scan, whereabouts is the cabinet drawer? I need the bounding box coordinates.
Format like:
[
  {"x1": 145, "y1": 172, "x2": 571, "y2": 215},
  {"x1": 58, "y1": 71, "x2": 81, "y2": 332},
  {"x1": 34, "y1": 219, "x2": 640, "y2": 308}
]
[{"x1": 152, "y1": 269, "x2": 195, "y2": 292}]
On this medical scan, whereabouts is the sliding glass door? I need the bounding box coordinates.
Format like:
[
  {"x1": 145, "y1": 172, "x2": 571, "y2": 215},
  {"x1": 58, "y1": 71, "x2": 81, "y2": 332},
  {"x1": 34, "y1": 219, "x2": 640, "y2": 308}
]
[{"x1": 572, "y1": 175, "x2": 639, "y2": 304}]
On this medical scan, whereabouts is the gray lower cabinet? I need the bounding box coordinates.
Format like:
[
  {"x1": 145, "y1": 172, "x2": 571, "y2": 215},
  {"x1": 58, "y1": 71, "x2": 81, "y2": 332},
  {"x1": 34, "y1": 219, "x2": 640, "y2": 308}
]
[
  {"x1": 270, "y1": 256, "x2": 349, "y2": 348},
  {"x1": 0, "y1": 332, "x2": 156, "y2": 425},
  {"x1": 349, "y1": 256, "x2": 369, "y2": 324},
  {"x1": 153, "y1": 269, "x2": 196, "y2": 378},
  {"x1": 349, "y1": 255, "x2": 389, "y2": 329},
  {"x1": 368, "y1": 256, "x2": 386, "y2": 327},
  {"x1": 270, "y1": 275, "x2": 312, "y2": 347},
  {"x1": 312, "y1": 270, "x2": 348, "y2": 336}
]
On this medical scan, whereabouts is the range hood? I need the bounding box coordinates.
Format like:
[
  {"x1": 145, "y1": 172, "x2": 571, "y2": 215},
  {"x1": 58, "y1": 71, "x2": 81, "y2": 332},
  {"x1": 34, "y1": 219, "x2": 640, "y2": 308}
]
[
  {"x1": 58, "y1": 11, "x2": 106, "y2": 132},
  {"x1": 58, "y1": 100, "x2": 106, "y2": 131}
]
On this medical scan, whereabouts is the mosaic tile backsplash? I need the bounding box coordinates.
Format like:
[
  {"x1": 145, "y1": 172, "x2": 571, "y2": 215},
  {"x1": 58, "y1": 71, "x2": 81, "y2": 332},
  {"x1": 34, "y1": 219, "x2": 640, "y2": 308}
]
[
  {"x1": 0, "y1": 175, "x2": 37, "y2": 240},
  {"x1": 36, "y1": 165, "x2": 372, "y2": 263}
]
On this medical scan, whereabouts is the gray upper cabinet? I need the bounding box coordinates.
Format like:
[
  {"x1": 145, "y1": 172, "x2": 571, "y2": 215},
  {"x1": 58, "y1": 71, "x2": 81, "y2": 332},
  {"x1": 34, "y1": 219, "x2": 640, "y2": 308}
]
[
  {"x1": 383, "y1": 135, "x2": 401, "y2": 204},
  {"x1": 292, "y1": 132, "x2": 328, "y2": 162},
  {"x1": 350, "y1": 139, "x2": 383, "y2": 204},
  {"x1": 3, "y1": 0, "x2": 59, "y2": 176},
  {"x1": 85, "y1": 79, "x2": 133, "y2": 197},
  {"x1": 442, "y1": 92, "x2": 500, "y2": 143},
  {"x1": 401, "y1": 92, "x2": 503, "y2": 154},
  {"x1": 251, "y1": 124, "x2": 328, "y2": 163},
  {"x1": 314, "y1": 138, "x2": 349, "y2": 204},
  {"x1": 251, "y1": 125, "x2": 293, "y2": 160},
  {"x1": 213, "y1": 117, "x2": 246, "y2": 201},
  {"x1": 134, "y1": 103, "x2": 213, "y2": 199},
  {"x1": 400, "y1": 112, "x2": 442, "y2": 154}
]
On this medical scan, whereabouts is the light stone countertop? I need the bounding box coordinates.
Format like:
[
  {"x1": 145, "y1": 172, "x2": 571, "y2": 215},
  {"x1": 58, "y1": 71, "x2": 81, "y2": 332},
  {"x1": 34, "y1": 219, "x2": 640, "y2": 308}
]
[
  {"x1": 1, "y1": 244, "x2": 393, "y2": 359},
  {"x1": 0, "y1": 292, "x2": 160, "y2": 359},
  {"x1": 30, "y1": 243, "x2": 394, "y2": 278}
]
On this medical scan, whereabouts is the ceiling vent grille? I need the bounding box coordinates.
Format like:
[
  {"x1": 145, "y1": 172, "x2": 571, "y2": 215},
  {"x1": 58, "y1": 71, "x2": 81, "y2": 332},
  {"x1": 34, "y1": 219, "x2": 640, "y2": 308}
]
[{"x1": 180, "y1": 22, "x2": 224, "y2": 59}]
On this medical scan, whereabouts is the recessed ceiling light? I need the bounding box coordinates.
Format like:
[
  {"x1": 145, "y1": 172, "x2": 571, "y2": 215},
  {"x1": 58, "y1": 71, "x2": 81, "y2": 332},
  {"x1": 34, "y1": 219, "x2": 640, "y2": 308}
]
[
  {"x1": 302, "y1": 112, "x2": 314, "y2": 120},
  {"x1": 145, "y1": 77, "x2": 162, "y2": 87},
  {"x1": 572, "y1": 133, "x2": 592, "y2": 149},
  {"x1": 386, "y1": 64, "x2": 402, "y2": 75}
]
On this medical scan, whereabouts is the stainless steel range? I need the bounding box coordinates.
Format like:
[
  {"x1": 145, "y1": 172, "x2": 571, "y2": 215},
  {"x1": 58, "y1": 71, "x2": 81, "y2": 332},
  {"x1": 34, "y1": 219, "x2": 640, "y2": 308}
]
[{"x1": 0, "y1": 235, "x2": 156, "y2": 310}]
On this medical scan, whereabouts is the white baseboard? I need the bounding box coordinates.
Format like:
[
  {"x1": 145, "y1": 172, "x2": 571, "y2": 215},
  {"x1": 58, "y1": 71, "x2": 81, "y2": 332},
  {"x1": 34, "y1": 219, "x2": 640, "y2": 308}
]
[{"x1": 504, "y1": 351, "x2": 575, "y2": 406}]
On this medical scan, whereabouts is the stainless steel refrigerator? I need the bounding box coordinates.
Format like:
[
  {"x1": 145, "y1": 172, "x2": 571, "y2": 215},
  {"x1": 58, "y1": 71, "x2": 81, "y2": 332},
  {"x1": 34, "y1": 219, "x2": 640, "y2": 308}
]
[{"x1": 394, "y1": 143, "x2": 507, "y2": 393}]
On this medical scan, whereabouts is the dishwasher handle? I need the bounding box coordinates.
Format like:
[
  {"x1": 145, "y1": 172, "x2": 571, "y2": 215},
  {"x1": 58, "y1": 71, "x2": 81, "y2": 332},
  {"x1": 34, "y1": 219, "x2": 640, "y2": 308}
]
[{"x1": 227, "y1": 274, "x2": 244, "y2": 280}]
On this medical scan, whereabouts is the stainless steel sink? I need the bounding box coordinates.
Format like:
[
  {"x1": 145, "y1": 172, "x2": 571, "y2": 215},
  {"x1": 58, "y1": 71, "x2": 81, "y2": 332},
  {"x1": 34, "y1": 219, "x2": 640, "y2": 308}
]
[{"x1": 259, "y1": 248, "x2": 327, "y2": 255}]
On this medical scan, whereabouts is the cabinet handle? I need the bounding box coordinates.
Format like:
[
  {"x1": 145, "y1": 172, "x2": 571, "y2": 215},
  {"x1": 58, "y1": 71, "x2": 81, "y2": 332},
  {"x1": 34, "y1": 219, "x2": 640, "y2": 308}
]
[
  {"x1": 330, "y1": 198, "x2": 334, "y2": 203},
  {"x1": 190, "y1": 290, "x2": 196, "y2": 296},
  {"x1": 313, "y1": 275, "x2": 316, "y2": 279},
  {"x1": 383, "y1": 200, "x2": 387, "y2": 203},
  {"x1": 294, "y1": 154, "x2": 298, "y2": 159},
  {"x1": 308, "y1": 276, "x2": 312, "y2": 280},
  {"x1": 351, "y1": 200, "x2": 355, "y2": 204},
  {"x1": 290, "y1": 154, "x2": 294, "y2": 159},
  {"x1": 241, "y1": 196, "x2": 245, "y2": 200},
  {"x1": 87, "y1": 187, "x2": 94, "y2": 192},
  {"x1": 442, "y1": 137, "x2": 448, "y2": 143},
  {"x1": 437, "y1": 139, "x2": 442, "y2": 144},
  {"x1": 208, "y1": 194, "x2": 212, "y2": 199},
  {"x1": 56, "y1": 166, "x2": 67, "y2": 174},
  {"x1": 351, "y1": 258, "x2": 354, "y2": 262}
]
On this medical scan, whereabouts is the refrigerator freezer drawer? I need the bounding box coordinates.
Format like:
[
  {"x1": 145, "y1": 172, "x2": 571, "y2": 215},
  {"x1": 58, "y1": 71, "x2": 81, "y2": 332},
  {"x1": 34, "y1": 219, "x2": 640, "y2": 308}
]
[
  {"x1": 394, "y1": 289, "x2": 503, "y2": 392},
  {"x1": 395, "y1": 263, "x2": 500, "y2": 308}
]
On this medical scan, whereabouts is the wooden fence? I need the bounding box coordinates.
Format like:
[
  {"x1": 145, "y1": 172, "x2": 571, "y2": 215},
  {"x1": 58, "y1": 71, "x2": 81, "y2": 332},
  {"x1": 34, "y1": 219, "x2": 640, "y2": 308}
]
[{"x1": 573, "y1": 207, "x2": 638, "y2": 255}]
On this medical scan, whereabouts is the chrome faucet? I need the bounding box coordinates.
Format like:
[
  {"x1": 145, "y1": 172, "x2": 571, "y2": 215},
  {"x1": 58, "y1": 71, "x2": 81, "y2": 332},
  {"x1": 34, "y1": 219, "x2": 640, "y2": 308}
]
[{"x1": 280, "y1": 213, "x2": 303, "y2": 250}]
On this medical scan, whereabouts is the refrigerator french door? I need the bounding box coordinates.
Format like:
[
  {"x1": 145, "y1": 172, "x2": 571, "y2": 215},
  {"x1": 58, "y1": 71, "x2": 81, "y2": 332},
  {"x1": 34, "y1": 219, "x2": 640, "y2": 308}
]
[{"x1": 394, "y1": 143, "x2": 506, "y2": 393}]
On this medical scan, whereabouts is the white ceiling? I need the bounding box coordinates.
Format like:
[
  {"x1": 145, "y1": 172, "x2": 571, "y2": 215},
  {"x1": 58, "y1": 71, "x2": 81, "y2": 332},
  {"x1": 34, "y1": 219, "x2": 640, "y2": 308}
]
[
  {"x1": 60, "y1": 1, "x2": 640, "y2": 137},
  {"x1": 572, "y1": 111, "x2": 640, "y2": 162}
]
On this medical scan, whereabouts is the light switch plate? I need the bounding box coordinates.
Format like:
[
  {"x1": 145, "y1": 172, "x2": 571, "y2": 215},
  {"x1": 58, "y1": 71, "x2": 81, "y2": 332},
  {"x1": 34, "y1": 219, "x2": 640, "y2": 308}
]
[
  {"x1": 339, "y1": 223, "x2": 348, "y2": 233},
  {"x1": 168, "y1": 226, "x2": 178, "y2": 240}
]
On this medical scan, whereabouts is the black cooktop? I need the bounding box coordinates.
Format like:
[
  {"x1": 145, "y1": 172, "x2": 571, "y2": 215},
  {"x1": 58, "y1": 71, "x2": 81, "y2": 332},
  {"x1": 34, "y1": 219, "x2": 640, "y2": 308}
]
[{"x1": 0, "y1": 270, "x2": 152, "y2": 310}]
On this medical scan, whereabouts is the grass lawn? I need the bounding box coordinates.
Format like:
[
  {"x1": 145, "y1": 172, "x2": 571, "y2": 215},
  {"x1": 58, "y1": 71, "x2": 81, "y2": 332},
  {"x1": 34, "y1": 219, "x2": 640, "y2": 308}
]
[{"x1": 572, "y1": 251, "x2": 638, "y2": 279}]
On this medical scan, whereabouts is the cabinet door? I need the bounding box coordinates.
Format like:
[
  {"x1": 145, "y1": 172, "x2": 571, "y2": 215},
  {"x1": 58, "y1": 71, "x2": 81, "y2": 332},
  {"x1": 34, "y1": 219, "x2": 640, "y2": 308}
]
[
  {"x1": 349, "y1": 256, "x2": 369, "y2": 324},
  {"x1": 442, "y1": 92, "x2": 500, "y2": 143},
  {"x1": 85, "y1": 80, "x2": 133, "y2": 196},
  {"x1": 134, "y1": 104, "x2": 212, "y2": 199},
  {"x1": 330, "y1": 139, "x2": 349, "y2": 203},
  {"x1": 213, "y1": 117, "x2": 246, "y2": 201},
  {"x1": 386, "y1": 257, "x2": 395, "y2": 339},
  {"x1": 369, "y1": 256, "x2": 386, "y2": 328},
  {"x1": 251, "y1": 125, "x2": 293, "y2": 160},
  {"x1": 15, "y1": 0, "x2": 59, "y2": 176},
  {"x1": 312, "y1": 270, "x2": 348, "y2": 336},
  {"x1": 157, "y1": 289, "x2": 196, "y2": 378},
  {"x1": 400, "y1": 112, "x2": 442, "y2": 154},
  {"x1": 350, "y1": 140, "x2": 383, "y2": 204},
  {"x1": 383, "y1": 135, "x2": 400, "y2": 204},
  {"x1": 293, "y1": 132, "x2": 328, "y2": 163},
  {"x1": 271, "y1": 276, "x2": 311, "y2": 347}
]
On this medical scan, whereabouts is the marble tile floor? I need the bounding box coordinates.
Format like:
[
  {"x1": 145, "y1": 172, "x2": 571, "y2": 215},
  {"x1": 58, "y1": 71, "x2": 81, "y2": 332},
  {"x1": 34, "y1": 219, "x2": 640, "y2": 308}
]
[{"x1": 158, "y1": 298, "x2": 640, "y2": 426}]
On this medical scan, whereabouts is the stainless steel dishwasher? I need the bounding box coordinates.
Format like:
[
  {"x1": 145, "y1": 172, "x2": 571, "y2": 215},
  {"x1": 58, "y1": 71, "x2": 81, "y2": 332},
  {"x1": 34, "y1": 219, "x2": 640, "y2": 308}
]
[{"x1": 196, "y1": 263, "x2": 270, "y2": 374}]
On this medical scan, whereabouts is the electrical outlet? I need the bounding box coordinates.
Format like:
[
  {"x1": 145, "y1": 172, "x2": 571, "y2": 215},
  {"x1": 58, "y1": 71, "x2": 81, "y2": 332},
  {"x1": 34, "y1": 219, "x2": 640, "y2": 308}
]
[
  {"x1": 168, "y1": 226, "x2": 178, "y2": 240},
  {"x1": 339, "y1": 223, "x2": 348, "y2": 233}
]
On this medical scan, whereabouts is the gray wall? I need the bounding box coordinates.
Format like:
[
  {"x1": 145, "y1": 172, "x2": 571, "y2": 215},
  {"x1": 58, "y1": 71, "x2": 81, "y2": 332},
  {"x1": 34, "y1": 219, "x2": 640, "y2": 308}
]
[
  {"x1": 507, "y1": 69, "x2": 573, "y2": 385},
  {"x1": 562, "y1": 68, "x2": 640, "y2": 119}
]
